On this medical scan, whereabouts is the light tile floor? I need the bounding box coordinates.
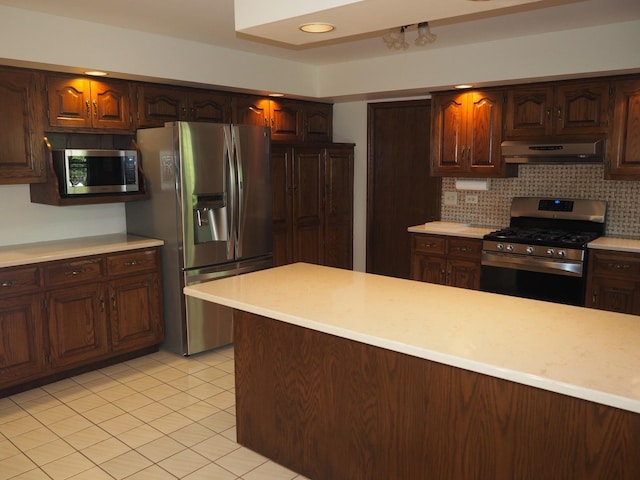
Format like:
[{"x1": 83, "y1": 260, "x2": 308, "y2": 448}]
[{"x1": 0, "y1": 346, "x2": 310, "y2": 480}]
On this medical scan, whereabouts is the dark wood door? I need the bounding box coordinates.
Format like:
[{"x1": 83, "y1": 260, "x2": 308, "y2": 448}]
[
  {"x1": 323, "y1": 147, "x2": 354, "y2": 269},
  {"x1": 271, "y1": 145, "x2": 293, "y2": 267},
  {"x1": 302, "y1": 103, "x2": 333, "y2": 142},
  {"x1": 367, "y1": 100, "x2": 441, "y2": 279},
  {"x1": 504, "y1": 86, "x2": 554, "y2": 138},
  {"x1": 0, "y1": 68, "x2": 45, "y2": 184},
  {"x1": 554, "y1": 81, "x2": 610, "y2": 136},
  {"x1": 467, "y1": 90, "x2": 505, "y2": 176},
  {"x1": 606, "y1": 78, "x2": 640, "y2": 179},
  {"x1": 189, "y1": 91, "x2": 230, "y2": 123},
  {"x1": 47, "y1": 283, "x2": 110, "y2": 369},
  {"x1": 430, "y1": 92, "x2": 466, "y2": 175},
  {"x1": 292, "y1": 149, "x2": 324, "y2": 265},
  {"x1": 109, "y1": 273, "x2": 162, "y2": 352},
  {"x1": 136, "y1": 84, "x2": 186, "y2": 128},
  {"x1": 47, "y1": 76, "x2": 92, "y2": 129},
  {"x1": 233, "y1": 95, "x2": 269, "y2": 127},
  {"x1": 270, "y1": 100, "x2": 302, "y2": 142},
  {"x1": 90, "y1": 80, "x2": 132, "y2": 130}
]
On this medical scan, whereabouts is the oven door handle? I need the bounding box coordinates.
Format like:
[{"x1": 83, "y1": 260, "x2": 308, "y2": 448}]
[{"x1": 481, "y1": 252, "x2": 583, "y2": 277}]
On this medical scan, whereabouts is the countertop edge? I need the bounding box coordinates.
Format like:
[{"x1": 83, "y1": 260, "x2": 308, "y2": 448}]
[{"x1": 0, "y1": 234, "x2": 164, "y2": 268}]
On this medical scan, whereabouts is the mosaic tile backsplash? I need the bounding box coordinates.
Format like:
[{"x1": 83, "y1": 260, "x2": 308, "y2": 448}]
[{"x1": 441, "y1": 164, "x2": 640, "y2": 238}]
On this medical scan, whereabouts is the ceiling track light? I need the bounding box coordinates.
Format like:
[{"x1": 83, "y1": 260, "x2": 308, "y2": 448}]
[{"x1": 383, "y1": 22, "x2": 436, "y2": 50}]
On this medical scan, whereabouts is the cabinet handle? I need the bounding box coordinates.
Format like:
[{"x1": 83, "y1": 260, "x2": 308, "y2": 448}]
[
  {"x1": 546, "y1": 109, "x2": 551, "y2": 120},
  {"x1": 1, "y1": 280, "x2": 17, "y2": 288},
  {"x1": 124, "y1": 260, "x2": 143, "y2": 267},
  {"x1": 100, "y1": 297, "x2": 105, "y2": 312},
  {"x1": 591, "y1": 290, "x2": 598, "y2": 305},
  {"x1": 64, "y1": 268, "x2": 86, "y2": 276},
  {"x1": 86, "y1": 100, "x2": 91, "y2": 117},
  {"x1": 606, "y1": 263, "x2": 631, "y2": 270},
  {"x1": 556, "y1": 107, "x2": 562, "y2": 121},
  {"x1": 112, "y1": 295, "x2": 117, "y2": 309},
  {"x1": 455, "y1": 247, "x2": 470, "y2": 253},
  {"x1": 460, "y1": 145, "x2": 466, "y2": 161},
  {"x1": 271, "y1": 117, "x2": 275, "y2": 127},
  {"x1": 93, "y1": 100, "x2": 98, "y2": 118}
]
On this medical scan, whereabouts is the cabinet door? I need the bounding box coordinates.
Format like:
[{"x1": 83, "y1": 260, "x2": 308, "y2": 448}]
[
  {"x1": 109, "y1": 273, "x2": 162, "y2": 352},
  {"x1": 189, "y1": 91, "x2": 231, "y2": 123},
  {"x1": 587, "y1": 276, "x2": 640, "y2": 315},
  {"x1": 504, "y1": 86, "x2": 554, "y2": 138},
  {"x1": 606, "y1": 78, "x2": 640, "y2": 179},
  {"x1": 136, "y1": 84, "x2": 187, "y2": 128},
  {"x1": 410, "y1": 253, "x2": 446, "y2": 284},
  {"x1": 292, "y1": 149, "x2": 324, "y2": 264},
  {"x1": 467, "y1": 90, "x2": 505, "y2": 176},
  {"x1": 323, "y1": 147, "x2": 354, "y2": 269},
  {"x1": 90, "y1": 80, "x2": 132, "y2": 130},
  {"x1": 47, "y1": 283, "x2": 110, "y2": 369},
  {"x1": 447, "y1": 259, "x2": 481, "y2": 290},
  {"x1": 46, "y1": 76, "x2": 92, "y2": 129},
  {"x1": 302, "y1": 103, "x2": 332, "y2": 142},
  {"x1": 430, "y1": 92, "x2": 466, "y2": 175},
  {"x1": 271, "y1": 145, "x2": 293, "y2": 267},
  {"x1": 270, "y1": 100, "x2": 302, "y2": 142},
  {"x1": 554, "y1": 81, "x2": 610, "y2": 136},
  {"x1": 233, "y1": 95, "x2": 269, "y2": 127},
  {"x1": 0, "y1": 68, "x2": 45, "y2": 184},
  {"x1": 0, "y1": 294, "x2": 45, "y2": 389}
]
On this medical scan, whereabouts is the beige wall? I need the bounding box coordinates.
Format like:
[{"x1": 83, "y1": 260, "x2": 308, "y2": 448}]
[{"x1": 1, "y1": 5, "x2": 639, "y2": 272}]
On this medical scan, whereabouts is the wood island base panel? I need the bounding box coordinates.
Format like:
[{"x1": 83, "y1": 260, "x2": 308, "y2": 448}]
[{"x1": 234, "y1": 310, "x2": 640, "y2": 480}]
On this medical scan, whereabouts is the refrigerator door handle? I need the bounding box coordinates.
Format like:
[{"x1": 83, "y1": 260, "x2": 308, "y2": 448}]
[
  {"x1": 224, "y1": 127, "x2": 236, "y2": 261},
  {"x1": 233, "y1": 126, "x2": 245, "y2": 259}
]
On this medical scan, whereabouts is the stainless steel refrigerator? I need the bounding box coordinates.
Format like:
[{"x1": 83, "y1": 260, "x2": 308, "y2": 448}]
[{"x1": 126, "y1": 122, "x2": 272, "y2": 355}]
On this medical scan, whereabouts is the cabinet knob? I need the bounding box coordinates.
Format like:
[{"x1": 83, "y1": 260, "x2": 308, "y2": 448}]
[
  {"x1": 64, "y1": 268, "x2": 85, "y2": 276},
  {"x1": 93, "y1": 100, "x2": 98, "y2": 118},
  {"x1": 1, "y1": 280, "x2": 17, "y2": 288},
  {"x1": 86, "y1": 100, "x2": 91, "y2": 117}
]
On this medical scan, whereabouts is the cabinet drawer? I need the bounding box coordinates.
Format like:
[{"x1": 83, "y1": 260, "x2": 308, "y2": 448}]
[
  {"x1": 589, "y1": 251, "x2": 640, "y2": 278},
  {"x1": 412, "y1": 235, "x2": 445, "y2": 255},
  {"x1": 107, "y1": 248, "x2": 159, "y2": 276},
  {"x1": 44, "y1": 257, "x2": 104, "y2": 287},
  {"x1": 0, "y1": 265, "x2": 40, "y2": 297},
  {"x1": 447, "y1": 238, "x2": 482, "y2": 260}
]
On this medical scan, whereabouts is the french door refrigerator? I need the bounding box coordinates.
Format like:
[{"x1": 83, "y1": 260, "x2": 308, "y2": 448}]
[{"x1": 126, "y1": 122, "x2": 272, "y2": 355}]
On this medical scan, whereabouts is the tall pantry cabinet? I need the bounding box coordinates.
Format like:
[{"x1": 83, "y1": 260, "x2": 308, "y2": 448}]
[{"x1": 271, "y1": 144, "x2": 354, "y2": 270}]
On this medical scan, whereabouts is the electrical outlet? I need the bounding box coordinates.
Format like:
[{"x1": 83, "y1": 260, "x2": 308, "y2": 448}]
[
  {"x1": 465, "y1": 194, "x2": 479, "y2": 204},
  {"x1": 444, "y1": 191, "x2": 458, "y2": 206}
]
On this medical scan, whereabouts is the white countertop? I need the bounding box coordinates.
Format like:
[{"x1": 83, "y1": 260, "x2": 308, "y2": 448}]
[
  {"x1": 0, "y1": 234, "x2": 164, "y2": 268},
  {"x1": 588, "y1": 236, "x2": 640, "y2": 253},
  {"x1": 184, "y1": 263, "x2": 640, "y2": 414},
  {"x1": 407, "y1": 221, "x2": 494, "y2": 238}
]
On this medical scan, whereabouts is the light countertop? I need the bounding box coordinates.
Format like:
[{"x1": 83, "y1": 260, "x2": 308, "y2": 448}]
[
  {"x1": 184, "y1": 262, "x2": 640, "y2": 414},
  {"x1": 0, "y1": 234, "x2": 164, "y2": 268},
  {"x1": 588, "y1": 236, "x2": 640, "y2": 253},
  {"x1": 407, "y1": 221, "x2": 495, "y2": 238}
]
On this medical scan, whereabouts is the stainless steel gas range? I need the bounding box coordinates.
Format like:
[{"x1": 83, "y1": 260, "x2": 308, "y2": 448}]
[{"x1": 480, "y1": 197, "x2": 607, "y2": 306}]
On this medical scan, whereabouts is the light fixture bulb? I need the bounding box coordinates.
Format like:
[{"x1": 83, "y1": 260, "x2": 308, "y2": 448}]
[
  {"x1": 415, "y1": 22, "x2": 437, "y2": 46},
  {"x1": 299, "y1": 23, "x2": 335, "y2": 33}
]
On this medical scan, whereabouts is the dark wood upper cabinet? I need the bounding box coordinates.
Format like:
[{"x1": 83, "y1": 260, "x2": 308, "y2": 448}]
[
  {"x1": 606, "y1": 78, "x2": 640, "y2": 179},
  {"x1": 0, "y1": 67, "x2": 45, "y2": 184},
  {"x1": 431, "y1": 89, "x2": 515, "y2": 178},
  {"x1": 46, "y1": 75, "x2": 133, "y2": 131},
  {"x1": 233, "y1": 95, "x2": 331, "y2": 143},
  {"x1": 136, "y1": 84, "x2": 231, "y2": 128},
  {"x1": 504, "y1": 80, "x2": 611, "y2": 139}
]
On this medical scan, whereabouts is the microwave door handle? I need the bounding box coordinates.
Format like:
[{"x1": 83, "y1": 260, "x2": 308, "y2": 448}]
[{"x1": 224, "y1": 127, "x2": 236, "y2": 261}]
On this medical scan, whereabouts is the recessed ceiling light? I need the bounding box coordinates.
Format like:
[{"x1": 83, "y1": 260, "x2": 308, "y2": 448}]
[
  {"x1": 299, "y1": 23, "x2": 335, "y2": 33},
  {"x1": 84, "y1": 70, "x2": 108, "y2": 76},
  {"x1": 455, "y1": 84, "x2": 473, "y2": 89},
  {"x1": 268, "y1": 93, "x2": 285, "y2": 97}
]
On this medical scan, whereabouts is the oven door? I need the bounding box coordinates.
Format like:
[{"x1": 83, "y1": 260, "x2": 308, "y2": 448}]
[{"x1": 480, "y1": 264, "x2": 586, "y2": 306}]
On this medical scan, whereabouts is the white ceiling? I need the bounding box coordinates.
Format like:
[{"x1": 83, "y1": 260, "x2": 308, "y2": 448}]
[{"x1": 0, "y1": 0, "x2": 638, "y2": 65}]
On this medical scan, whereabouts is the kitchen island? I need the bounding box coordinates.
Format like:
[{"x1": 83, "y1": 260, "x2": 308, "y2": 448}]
[{"x1": 184, "y1": 263, "x2": 640, "y2": 480}]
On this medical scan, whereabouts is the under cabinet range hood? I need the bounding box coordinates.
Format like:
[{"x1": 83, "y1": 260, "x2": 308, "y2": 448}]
[{"x1": 501, "y1": 140, "x2": 604, "y2": 164}]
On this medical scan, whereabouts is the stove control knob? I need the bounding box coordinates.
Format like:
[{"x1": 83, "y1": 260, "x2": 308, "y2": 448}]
[
  {"x1": 526, "y1": 246, "x2": 535, "y2": 254},
  {"x1": 506, "y1": 244, "x2": 515, "y2": 252},
  {"x1": 557, "y1": 250, "x2": 567, "y2": 258},
  {"x1": 547, "y1": 248, "x2": 555, "y2": 256},
  {"x1": 496, "y1": 243, "x2": 505, "y2": 251}
]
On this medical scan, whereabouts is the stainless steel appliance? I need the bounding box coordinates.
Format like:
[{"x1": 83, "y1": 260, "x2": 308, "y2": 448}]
[
  {"x1": 126, "y1": 122, "x2": 272, "y2": 355},
  {"x1": 501, "y1": 140, "x2": 604, "y2": 164},
  {"x1": 52, "y1": 148, "x2": 139, "y2": 195},
  {"x1": 480, "y1": 197, "x2": 606, "y2": 306}
]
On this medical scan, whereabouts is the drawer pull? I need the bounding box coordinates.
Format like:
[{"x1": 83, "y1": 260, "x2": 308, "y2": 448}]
[
  {"x1": 421, "y1": 243, "x2": 437, "y2": 248},
  {"x1": 606, "y1": 263, "x2": 631, "y2": 270},
  {"x1": 64, "y1": 268, "x2": 86, "y2": 276},
  {"x1": 455, "y1": 247, "x2": 471, "y2": 253},
  {"x1": 124, "y1": 260, "x2": 143, "y2": 267},
  {"x1": 1, "y1": 280, "x2": 17, "y2": 287}
]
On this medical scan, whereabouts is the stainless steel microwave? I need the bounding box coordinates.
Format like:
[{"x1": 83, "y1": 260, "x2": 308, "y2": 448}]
[{"x1": 52, "y1": 149, "x2": 140, "y2": 195}]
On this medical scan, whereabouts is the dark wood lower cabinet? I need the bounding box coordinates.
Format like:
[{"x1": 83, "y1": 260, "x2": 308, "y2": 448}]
[
  {"x1": 586, "y1": 249, "x2": 640, "y2": 314},
  {"x1": 0, "y1": 246, "x2": 163, "y2": 394},
  {"x1": 234, "y1": 310, "x2": 640, "y2": 480}
]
